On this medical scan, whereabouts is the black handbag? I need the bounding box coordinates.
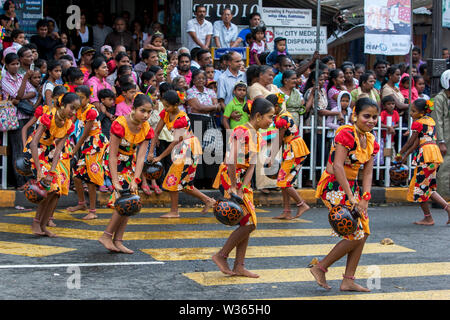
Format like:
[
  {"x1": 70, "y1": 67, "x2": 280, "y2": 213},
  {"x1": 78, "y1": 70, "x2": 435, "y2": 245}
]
[{"x1": 16, "y1": 100, "x2": 35, "y2": 116}]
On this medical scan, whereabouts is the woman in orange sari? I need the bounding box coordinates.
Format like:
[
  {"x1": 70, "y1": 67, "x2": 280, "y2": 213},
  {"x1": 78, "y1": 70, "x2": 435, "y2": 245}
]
[{"x1": 312, "y1": 97, "x2": 380, "y2": 292}]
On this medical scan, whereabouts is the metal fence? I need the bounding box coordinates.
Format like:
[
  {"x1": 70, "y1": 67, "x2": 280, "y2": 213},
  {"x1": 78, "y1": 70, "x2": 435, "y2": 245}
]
[{"x1": 295, "y1": 114, "x2": 413, "y2": 189}]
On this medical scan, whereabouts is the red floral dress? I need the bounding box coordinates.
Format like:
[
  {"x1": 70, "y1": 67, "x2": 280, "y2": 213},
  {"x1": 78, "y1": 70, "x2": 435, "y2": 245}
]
[
  {"x1": 24, "y1": 108, "x2": 75, "y2": 196},
  {"x1": 407, "y1": 116, "x2": 444, "y2": 203},
  {"x1": 103, "y1": 116, "x2": 154, "y2": 207},
  {"x1": 315, "y1": 125, "x2": 380, "y2": 241},
  {"x1": 73, "y1": 104, "x2": 108, "y2": 186},
  {"x1": 274, "y1": 111, "x2": 310, "y2": 188}
]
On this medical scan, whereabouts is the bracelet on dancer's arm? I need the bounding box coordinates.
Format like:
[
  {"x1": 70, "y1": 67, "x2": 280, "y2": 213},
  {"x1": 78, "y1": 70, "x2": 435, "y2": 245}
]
[
  {"x1": 134, "y1": 177, "x2": 142, "y2": 184},
  {"x1": 362, "y1": 192, "x2": 372, "y2": 201}
]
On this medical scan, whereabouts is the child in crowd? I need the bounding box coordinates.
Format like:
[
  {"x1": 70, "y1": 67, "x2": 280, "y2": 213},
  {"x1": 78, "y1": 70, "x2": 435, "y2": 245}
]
[
  {"x1": 326, "y1": 91, "x2": 351, "y2": 138},
  {"x1": 249, "y1": 25, "x2": 267, "y2": 66},
  {"x1": 399, "y1": 74, "x2": 418, "y2": 103},
  {"x1": 266, "y1": 37, "x2": 293, "y2": 67},
  {"x1": 115, "y1": 82, "x2": 137, "y2": 117},
  {"x1": 67, "y1": 86, "x2": 108, "y2": 220},
  {"x1": 414, "y1": 75, "x2": 431, "y2": 100},
  {"x1": 380, "y1": 95, "x2": 400, "y2": 148},
  {"x1": 140, "y1": 71, "x2": 156, "y2": 95},
  {"x1": 42, "y1": 60, "x2": 62, "y2": 106},
  {"x1": 204, "y1": 64, "x2": 216, "y2": 82},
  {"x1": 11, "y1": 29, "x2": 26, "y2": 51},
  {"x1": 222, "y1": 82, "x2": 249, "y2": 130},
  {"x1": 396, "y1": 99, "x2": 449, "y2": 226},
  {"x1": 64, "y1": 67, "x2": 84, "y2": 92}
]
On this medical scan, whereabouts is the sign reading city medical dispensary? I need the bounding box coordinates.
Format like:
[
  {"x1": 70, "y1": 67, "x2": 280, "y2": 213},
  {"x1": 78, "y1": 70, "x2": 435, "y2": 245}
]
[{"x1": 266, "y1": 26, "x2": 327, "y2": 55}]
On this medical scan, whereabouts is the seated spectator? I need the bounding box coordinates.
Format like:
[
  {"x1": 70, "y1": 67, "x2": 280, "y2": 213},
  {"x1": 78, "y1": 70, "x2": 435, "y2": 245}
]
[
  {"x1": 232, "y1": 12, "x2": 261, "y2": 47},
  {"x1": 273, "y1": 55, "x2": 294, "y2": 88},
  {"x1": 168, "y1": 52, "x2": 192, "y2": 84},
  {"x1": 134, "y1": 48, "x2": 159, "y2": 78},
  {"x1": 106, "y1": 52, "x2": 139, "y2": 87}
]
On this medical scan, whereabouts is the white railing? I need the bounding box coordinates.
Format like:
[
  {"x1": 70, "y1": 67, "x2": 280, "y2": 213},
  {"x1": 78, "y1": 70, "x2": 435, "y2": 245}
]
[{"x1": 294, "y1": 115, "x2": 413, "y2": 188}]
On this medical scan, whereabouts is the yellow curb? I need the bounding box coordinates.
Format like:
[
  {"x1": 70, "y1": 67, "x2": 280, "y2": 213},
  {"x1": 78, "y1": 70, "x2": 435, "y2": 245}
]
[
  {"x1": 385, "y1": 187, "x2": 408, "y2": 203},
  {"x1": 0, "y1": 190, "x2": 15, "y2": 207}
]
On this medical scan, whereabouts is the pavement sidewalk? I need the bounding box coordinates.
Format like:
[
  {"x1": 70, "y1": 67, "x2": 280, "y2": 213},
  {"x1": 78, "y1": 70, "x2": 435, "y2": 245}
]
[{"x1": 1, "y1": 187, "x2": 419, "y2": 209}]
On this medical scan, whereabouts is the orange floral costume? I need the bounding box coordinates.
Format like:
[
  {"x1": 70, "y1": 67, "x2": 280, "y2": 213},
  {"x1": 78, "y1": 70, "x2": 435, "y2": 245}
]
[
  {"x1": 160, "y1": 109, "x2": 202, "y2": 192},
  {"x1": 407, "y1": 116, "x2": 444, "y2": 203},
  {"x1": 213, "y1": 125, "x2": 261, "y2": 226},
  {"x1": 315, "y1": 125, "x2": 380, "y2": 241},
  {"x1": 73, "y1": 104, "x2": 108, "y2": 186},
  {"x1": 103, "y1": 116, "x2": 154, "y2": 207},
  {"x1": 274, "y1": 111, "x2": 310, "y2": 188},
  {"x1": 24, "y1": 108, "x2": 75, "y2": 196}
]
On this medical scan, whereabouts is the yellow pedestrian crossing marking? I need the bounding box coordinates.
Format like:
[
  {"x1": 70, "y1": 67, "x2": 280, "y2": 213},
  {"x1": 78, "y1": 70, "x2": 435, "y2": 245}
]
[
  {"x1": 5, "y1": 212, "x2": 312, "y2": 225},
  {"x1": 267, "y1": 290, "x2": 450, "y2": 300},
  {"x1": 0, "y1": 241, "x2": 76, "y2": 257},
  {"x1": 142, "y1": 243, "x2": 415, "y2": 261},
  {"x1": 0, "y1": 223, "x2": 331, "y2": 240},
  {"x1": 183, "y1": 262, "x2": 450, "y2": 286}
]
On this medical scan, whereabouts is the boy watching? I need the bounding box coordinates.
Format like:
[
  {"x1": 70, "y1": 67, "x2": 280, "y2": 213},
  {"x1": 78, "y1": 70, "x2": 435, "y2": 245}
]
[
  {"x1": 11, "y1": 29, "x2": 26, "y2": 51},
  {"x1": 222, "y1": 82, "x2": 249, "y2": 130},
  {"x1": 97, "y1": 88, "x2": 116, "y2": 139}
]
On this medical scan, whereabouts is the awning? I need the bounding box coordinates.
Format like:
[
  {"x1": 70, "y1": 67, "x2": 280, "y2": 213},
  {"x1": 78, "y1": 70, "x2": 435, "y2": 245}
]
[{"x1": 327, "y1": 24, "x2": 364, "y2": 49}]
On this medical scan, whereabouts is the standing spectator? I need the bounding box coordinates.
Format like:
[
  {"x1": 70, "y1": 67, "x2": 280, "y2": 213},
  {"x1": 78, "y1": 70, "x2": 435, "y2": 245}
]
[
  {"x1": 186, "y1": 69, "x2": 221, "y2": 188},
  {"x1": 273, "y1": 55, "x2": 294, "y2": 88},
  {"x1": 70, "y1": 13, "x2": 94, "y2": 58},
  {"x1": 78, "y1": 46, "x2": 96, "y2": 84},
  {"x1": 186, "y1": 5, "x2": 213, "y2": 51},
  {"x1": 134, "y1": 49, "x2": 159, "y2": 78},
  {"x1": 279, "y1": 70, "x2": 305, "y2": 128},
  {"x1": 414, "y1": 75, "x2": 430, "y2": 100},
  {"x1": 17, "y1": 46, "x2": 34, "y2": 77},
  {"x1": 92, "y1": 12, "x2": 113, "y2": 53},
  {"x1": 59, "y1": 31, "x2": 77, "y2": 66},
  {"x1": 86, "y1": 57, "x2": 114, "y2": 111},
  {"x1": 168, "y1": 52, "x2": 193, "y2": 85},
  {"x1": 0, "y1": 0, "x2": 19, "y2": 49},
  {"x1": 431, "y1": 70, "x2": 450, "y2": 201},
  {"x1": 217, "y1": 51, "x2": 246, "y2": 110},
  {"x1": 196, "y1": 49, "x2": 213, "y2": 70},
  {"x1": 350, "y1": 73, "x2": 380, "y2": 109},
  {"x1": 342, "y1": 64, "x2": 358, "y2": 92},
  {"x1": 249, "y1": 26, "x2": 267, "y2": 66},
  {"x1": 354, "y1": 64, "x2": 365, "y2": 83},
  {"x1": 381, "y1": 66, "x2": 409, "y2": 116},
  {"x1": 104, "y1": 17, "x2": 138, "y2": 63},
  {"x1": 30, "y1": 19, "x2": 60, "y2": 62},
  {"x1": 409, "y1": 46, "x2": 426, "y2": 75},
  {"x1": 213, "y1": 8, "x2": 238, "y2": 49},
  {"x1": 373, "y1": 59, "x2": 388, "y2": 92},
  {"x1": 327, "y1": 69, "x2": 346, "y2": 113},
  {"x1": 321, "y1": 55, "x2": 336, "y2": 70},
  {"x1": 232, "y1": 12, "x2": 261, "y2": 47},
  {"x1": 132, "y1": 20, "x2": 149, "y2": 50}
]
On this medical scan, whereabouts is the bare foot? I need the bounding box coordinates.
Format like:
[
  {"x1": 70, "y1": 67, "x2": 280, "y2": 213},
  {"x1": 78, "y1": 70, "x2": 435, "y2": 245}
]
[
  {"x1": 98, "y1": 234, "x2": 120, "y2": 252},
  {"x1": 67, "y1": 203, "x2": 87, "y2": 213},
  {"x1": 414, "y1": 216, "x2": 435, "y2": 226},
  {"x1": 291, "y1": 202, "x2": 310, "y2": 220},
  {"x1": 212, "y1": 253, "x2": 235, "y2": 276},
  {"x1": 31, "y1": 220, "x2": 45, "y2": 236},
  {"x1": 233, "y1": 264, "x2": 260, "y2": 278},
  {"x1": 160, "y1": 212, "x2": 180, "y2": 218},
  {"x1": 47, "y1": 219, "x2": 56, "y2": 227},
  {"x1": 114, "y1": 240, "x2": 134, "y2": 254},
  {"x1": 202, "y1": 198, "x2": 216, "y2": 215},
  {"x1": 310, "y1": 265, "x2": 331, "y2": 290},
  {"x1": 340, "y1": 279, "x2": 371, "y2": 292},
  {"x1": 41, "y1": 226, "x2": 57, "y2": 238},
  {"x1": 273, "y1": 210, "x2": 292, "y2": 220},
  {"x1": 82, "y1": 213, "x2": 98, "y2": 220}
]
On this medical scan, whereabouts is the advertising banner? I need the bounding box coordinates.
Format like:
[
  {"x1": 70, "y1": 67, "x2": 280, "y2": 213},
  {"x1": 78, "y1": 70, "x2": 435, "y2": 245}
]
[
  {"x1": 261, "y1": 7, "x2": 312, "y2": 27},
  {"x1": 364, "y1": 0, "x2": 411, "y2": 55}
]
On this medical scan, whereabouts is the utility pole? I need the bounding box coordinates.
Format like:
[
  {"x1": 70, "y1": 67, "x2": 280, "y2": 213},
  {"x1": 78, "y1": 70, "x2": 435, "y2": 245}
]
[{"x1": 429, "y1": 0, "x2": 445, "y2": 96}]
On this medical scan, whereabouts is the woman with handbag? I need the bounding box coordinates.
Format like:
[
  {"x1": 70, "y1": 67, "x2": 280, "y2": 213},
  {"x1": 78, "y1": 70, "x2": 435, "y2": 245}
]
[
  {"x1": 1, "y1": 53, "x2": 37, "y2": 189},
  {"x1": 186, "y1": 69, "x2": 222, "y2": 189}
]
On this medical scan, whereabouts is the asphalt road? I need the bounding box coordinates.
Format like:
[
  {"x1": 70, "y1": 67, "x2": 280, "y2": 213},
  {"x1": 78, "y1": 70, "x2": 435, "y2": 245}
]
[{"x1": 0, "y1": 204, "x2": 448, "y2": 305}]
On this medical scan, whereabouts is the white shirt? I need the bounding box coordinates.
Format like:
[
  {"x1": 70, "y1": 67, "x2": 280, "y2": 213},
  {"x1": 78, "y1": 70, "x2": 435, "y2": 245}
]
[
  {"x1": 186, "y1": 18, "x2": 213, "y2": 50},
  {"x1": 213, "y1": 20, "x2": 238, "y2": 48}
]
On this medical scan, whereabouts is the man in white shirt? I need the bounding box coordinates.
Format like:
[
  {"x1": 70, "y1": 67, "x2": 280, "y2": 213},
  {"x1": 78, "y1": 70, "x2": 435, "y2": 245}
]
[
  {"x1": 186, "y1": 5, "x2": 213, "y2": 51},
  {"x1": 213, "y1": 8, "x2": 238, "y2": 48}
]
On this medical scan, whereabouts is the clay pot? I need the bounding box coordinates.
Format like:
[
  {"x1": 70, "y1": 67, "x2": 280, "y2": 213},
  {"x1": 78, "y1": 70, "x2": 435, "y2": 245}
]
[{"x1": 114, "y1": 190, "x2": 142, "y2": 217}]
